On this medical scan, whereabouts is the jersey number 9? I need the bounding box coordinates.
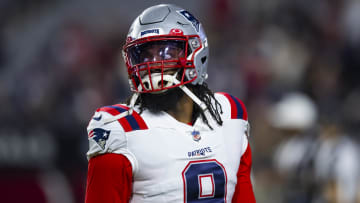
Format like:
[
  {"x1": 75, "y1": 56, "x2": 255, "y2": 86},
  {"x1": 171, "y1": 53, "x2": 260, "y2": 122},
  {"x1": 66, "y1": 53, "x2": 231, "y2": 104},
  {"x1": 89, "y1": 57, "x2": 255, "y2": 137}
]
[{"x1": 182, "y1": 159, "x2": 227, "y2": 202}]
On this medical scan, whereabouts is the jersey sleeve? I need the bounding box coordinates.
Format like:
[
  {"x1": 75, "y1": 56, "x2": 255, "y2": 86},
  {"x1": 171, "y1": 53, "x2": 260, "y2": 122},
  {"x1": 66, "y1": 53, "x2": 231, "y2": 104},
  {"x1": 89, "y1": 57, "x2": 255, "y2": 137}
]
[
  {"x1": 215, "y1": 93, "x2": 255, "y2": 202},
  {"x1": 85, "y1": 153, "x2": 133, "y2": 203},
  {"x1": 215, "y1": 92, "x2": 250, "y2": 142},
  {"x1": 232, "y1": 143, "x2": 256, "y2": 202},
  {"x1": 86, "y1": 104, "x2": 148, "y2": 174}
]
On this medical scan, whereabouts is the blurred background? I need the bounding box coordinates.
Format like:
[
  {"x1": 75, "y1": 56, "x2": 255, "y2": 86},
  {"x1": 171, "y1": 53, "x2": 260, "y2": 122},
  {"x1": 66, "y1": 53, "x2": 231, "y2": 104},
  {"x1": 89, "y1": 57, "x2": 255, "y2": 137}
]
[{"x1": 1, "y1": 0, "x2": 359, "y2": 202}]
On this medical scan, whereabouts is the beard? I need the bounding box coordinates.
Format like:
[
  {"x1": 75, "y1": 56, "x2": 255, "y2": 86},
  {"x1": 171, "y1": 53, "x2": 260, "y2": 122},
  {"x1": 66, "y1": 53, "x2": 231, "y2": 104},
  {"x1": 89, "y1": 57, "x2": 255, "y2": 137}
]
[{"x1": 138, "y1": 87, "x2": 186, "y2": 114}]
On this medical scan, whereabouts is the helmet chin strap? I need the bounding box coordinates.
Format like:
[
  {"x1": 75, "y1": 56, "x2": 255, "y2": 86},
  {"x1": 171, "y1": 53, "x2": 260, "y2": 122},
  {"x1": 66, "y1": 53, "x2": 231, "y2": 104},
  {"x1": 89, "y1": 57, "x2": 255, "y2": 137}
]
[
  {"x1": 103, "y1": 73, "x2": 207, "y2": 124},
  {"x1": 173, "y1": 78, "x2": 207, "y2": 112}
]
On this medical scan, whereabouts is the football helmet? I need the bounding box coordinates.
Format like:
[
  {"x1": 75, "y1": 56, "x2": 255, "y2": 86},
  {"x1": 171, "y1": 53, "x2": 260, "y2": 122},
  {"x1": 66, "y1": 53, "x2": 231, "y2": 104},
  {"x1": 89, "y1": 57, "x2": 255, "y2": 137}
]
[
  {"x1": 270, "y1": 92, "x2": 318, "y2": 130},
  {"x1": 123, "y1": 4, "x2": 209, "y2": 93}
]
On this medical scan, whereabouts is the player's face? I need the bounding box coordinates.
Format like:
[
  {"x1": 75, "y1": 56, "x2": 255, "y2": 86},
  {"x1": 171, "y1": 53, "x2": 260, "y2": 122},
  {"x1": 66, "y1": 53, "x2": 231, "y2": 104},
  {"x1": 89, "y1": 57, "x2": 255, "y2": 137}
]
[
  {"x1": 128, "y1": 40, "x2": 185, "y2": 68},
  {"x1": 139, "y1": 44, "x2": 184, "y2": 63},
  {"x1": 127, "y1": 40, "x2": 186, "y2": 79}
]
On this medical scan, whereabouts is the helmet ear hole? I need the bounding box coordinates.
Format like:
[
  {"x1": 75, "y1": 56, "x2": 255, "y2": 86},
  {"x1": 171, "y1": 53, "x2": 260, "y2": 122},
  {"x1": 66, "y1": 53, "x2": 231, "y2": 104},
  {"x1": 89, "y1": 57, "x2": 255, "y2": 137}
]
[{"x1": 201, "y1": 56, "x2": 207, "y2": 64}]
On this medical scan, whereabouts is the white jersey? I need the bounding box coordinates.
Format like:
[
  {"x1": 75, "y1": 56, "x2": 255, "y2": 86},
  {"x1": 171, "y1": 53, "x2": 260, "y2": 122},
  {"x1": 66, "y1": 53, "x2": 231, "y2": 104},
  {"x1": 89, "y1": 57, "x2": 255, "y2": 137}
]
[{"x1": 87, "y1": 92, "x2": 250, "y2": 202}]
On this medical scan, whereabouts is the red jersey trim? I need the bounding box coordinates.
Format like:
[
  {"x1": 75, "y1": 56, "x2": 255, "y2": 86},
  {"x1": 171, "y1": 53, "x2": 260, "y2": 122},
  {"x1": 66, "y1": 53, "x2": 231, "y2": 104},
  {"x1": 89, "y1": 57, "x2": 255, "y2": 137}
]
[
  {"x1": 232, "y1": 143, "x2": 256, "y2": 202},
  {"x1": 85, "y1": 153, "x2": 133, "y2": 203}
]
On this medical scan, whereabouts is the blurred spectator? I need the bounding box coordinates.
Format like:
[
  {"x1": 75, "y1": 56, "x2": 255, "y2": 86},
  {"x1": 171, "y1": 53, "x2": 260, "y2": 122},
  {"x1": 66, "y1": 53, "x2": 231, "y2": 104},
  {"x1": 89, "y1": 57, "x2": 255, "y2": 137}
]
[
  {"x1": 270, "y1": 92, "x2": 360, "y2": 203},
  {"x1": 270, "y1": 92, "x2": 319, "y2": 203},
  {"x1": 314, "y1": 119, "x2": 360, "y2": 203}
]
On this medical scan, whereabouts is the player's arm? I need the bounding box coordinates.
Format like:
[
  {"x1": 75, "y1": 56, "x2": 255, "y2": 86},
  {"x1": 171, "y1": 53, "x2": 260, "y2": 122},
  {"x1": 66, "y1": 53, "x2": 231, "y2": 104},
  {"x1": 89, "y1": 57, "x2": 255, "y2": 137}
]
[
  {"x1": 85, "y1": 105, "x2": 145, "y2": 203},
  {"x1": 85, "y1": 153, "x2": 133, "y2": 203},
  {"x1": 232, "y1": 142, "x2": 256, "y2": 203},
  {"x1": 215, "y1": 92, "x2": 256, "y2": 202}
]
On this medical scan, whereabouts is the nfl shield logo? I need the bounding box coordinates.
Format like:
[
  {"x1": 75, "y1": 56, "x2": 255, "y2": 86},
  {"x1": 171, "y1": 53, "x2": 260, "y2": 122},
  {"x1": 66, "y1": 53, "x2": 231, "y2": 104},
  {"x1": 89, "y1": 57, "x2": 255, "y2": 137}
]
[{"x1": 191, "y1": 130, "x2": 201, "y2": 142}]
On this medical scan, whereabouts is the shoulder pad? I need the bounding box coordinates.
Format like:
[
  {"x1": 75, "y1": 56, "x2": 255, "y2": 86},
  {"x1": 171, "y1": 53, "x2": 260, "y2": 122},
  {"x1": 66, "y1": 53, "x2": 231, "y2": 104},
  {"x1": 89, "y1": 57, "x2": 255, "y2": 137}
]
[
  {"x1": 86, "y1": 104, "x2": 147, "y2": 160},
  {"x1": 96, "y1": 104, "x2": 148, "y2": 132},
  {"x1": 215, "y1": 92, "x2": 248, "y2": 120}
]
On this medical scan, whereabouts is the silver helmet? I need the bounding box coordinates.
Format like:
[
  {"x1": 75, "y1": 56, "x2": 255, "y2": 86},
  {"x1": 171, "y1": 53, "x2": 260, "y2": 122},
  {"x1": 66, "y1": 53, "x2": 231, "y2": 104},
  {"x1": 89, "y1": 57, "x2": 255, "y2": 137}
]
[{"x1": 123, "y1": 4, "x2": 209, "y2": 93}]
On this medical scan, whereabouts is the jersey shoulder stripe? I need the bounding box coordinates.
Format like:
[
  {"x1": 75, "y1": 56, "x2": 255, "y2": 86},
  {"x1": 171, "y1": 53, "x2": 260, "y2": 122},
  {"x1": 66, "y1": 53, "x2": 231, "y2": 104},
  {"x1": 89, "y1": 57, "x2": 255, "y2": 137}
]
[
  {"x1": 97, "y1": 104, "x2": 148, "y2": 132},
  {"x1": 217, "y1": 92, "x2": 248, "y2": 120},
  {"x1": 113, "y1": 104, "x2": 148, "y2": 131}
]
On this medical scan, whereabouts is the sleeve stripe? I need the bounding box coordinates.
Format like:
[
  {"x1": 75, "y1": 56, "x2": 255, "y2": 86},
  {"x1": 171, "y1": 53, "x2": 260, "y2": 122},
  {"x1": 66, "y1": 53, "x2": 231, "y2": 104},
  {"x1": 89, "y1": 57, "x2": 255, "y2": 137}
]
[
  {"x1": 218, "y1": 92, "x2": 248, "y2": 120},
  {"x1": 115, "y1": 104, "x2": 148, "y2": 130},
  {"x1": 230, "y1": 94, "x2": 248, "y2": 120},
  {"x1": 110, "y1": 106, "x2": 141, "y2": 131},
  {"x1": 236, "y1": 97, "x2": 248, "y2": 120},
  {"x1": 229, "y1": 94, "x2": 243, "y2": 119},
  {"x1": 98, "y1": 105, "x2": 148, "y2": 132},
  {"x1": 99, "y1": 106, "x2": 133, "y2": 132}
]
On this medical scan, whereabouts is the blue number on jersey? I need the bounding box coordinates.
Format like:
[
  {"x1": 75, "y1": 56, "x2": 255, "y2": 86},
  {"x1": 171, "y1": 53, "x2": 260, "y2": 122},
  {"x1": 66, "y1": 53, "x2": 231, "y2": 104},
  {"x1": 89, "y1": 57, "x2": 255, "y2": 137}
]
[{"x1": 182, "y1": 160, "x2": 227, "y2": 202}]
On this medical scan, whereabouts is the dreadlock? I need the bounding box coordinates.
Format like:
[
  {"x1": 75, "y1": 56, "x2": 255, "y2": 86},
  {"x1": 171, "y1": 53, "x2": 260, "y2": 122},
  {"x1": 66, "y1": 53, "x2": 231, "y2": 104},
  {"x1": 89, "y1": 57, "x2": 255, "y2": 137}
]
[
  {"x1": 126, "y1": 83, "x2": 223, "y2": 129},
  {"x1": 189, "y1": 83, "x2": 223, "y2": 129}
]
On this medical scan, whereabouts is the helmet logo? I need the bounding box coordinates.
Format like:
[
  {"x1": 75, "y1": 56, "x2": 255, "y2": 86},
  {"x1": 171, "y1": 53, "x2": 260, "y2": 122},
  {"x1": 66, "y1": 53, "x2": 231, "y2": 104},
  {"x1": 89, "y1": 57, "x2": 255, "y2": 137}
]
[
  {"x1": 169, "y1": 28, "x2": 184, "y2": 35},
  {"x1": 140, "y1": 29, "x2": 160, "y2": 36},
  {"x1": 178, "y1": 10, "x2": 200, "y2": 32}
]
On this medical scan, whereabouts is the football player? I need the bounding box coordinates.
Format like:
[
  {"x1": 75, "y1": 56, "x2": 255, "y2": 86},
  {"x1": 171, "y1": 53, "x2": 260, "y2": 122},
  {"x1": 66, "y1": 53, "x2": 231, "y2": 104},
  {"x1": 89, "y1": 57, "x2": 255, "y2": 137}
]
[{"x1": 85, "y1": 4, "x2": 256, "y2": 203}]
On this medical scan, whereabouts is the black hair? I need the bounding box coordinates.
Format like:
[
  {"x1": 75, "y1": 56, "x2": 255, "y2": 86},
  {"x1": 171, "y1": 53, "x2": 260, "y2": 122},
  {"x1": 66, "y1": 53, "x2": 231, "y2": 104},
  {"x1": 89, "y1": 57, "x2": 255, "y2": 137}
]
[
  {"x1": 189, "y1": 83, "x2": 223, "y2": 129},
  {"x1": 127, "y1": 83, "x2": 223, "y2": 129}
]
